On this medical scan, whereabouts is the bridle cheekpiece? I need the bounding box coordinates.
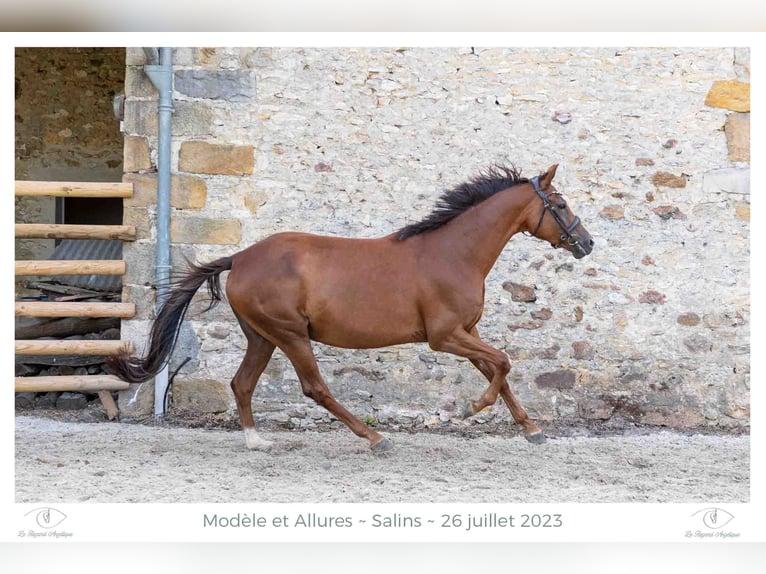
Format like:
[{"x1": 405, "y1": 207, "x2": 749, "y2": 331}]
[{"x1": 529, "y1": 175, "x2": 581, "y2": 248}]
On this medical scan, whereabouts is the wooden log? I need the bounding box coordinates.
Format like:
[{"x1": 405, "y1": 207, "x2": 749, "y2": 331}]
[
  {"x1": 15, "y1": 317, "x2": 120, "y2": 339},
  {"x1": 15, "y1": 224, "x2": 136, "y2": 241},
  {"x1": 15, "y1": 181, "x2": 133, "y2": 198},
  {"x1": 15, "y1": 375, "x2": 130, "y2": 393},
  {"x1": 97, "y1": 390, "x2": 119, "y2": 420},
  {"x1": 15, "y1": 301, "x2": 135, "y2": 318},
  {"x1": 15, "y1": 260, "x2": 126, "y2": 276},
  {"x1": 15, "y1": 339, "x2": 132, "y2": 355}
]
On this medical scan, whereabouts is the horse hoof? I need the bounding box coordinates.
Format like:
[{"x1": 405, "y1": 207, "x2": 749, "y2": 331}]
[
  {"x1": 244, "y1": 428, "x2": 273, "y2": 450},
  {"x1": 371, "y1": 437, "x2": 394, "y2": 454},
  {"x1": 246, "y1": 440, "x2": 273, "y2": 451},
  {"x1": 525, "y1": 431, "x2": 546, "y2": 444},
  {"x1": 459, "y1": 399, "x2": 476, "y2": 419}
]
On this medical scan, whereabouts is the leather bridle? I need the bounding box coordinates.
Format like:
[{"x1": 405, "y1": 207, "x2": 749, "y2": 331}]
[{"x1": 529, "y1": 175, "x2": 581, "y2": 248}]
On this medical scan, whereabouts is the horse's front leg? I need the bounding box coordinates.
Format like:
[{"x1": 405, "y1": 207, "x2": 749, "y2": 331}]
[
  {"x1": 464, "y1": 328, "x2": 545, "y2": 444},
  {"x1": 428, "y1": 327, "x2": 509, "y2": 413}
]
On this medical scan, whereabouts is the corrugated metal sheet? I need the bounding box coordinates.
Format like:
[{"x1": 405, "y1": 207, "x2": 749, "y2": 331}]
[{"x1": 50, "y1": 239, "x2": 123, "y2": 292}]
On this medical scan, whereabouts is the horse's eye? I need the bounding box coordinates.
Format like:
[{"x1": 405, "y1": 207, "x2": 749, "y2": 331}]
[{"x1": 556, "y1": 203, "x2": 566, "y2": 210}]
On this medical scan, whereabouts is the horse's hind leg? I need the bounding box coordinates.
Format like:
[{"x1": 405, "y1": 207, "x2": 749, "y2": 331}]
[
  {"x1": 467, "y1": 328, "x2": 544, "y2": 443},
  {"x1": 231, "y1": 316, "x2": 276, "y2": 450},
  {"x1": 278, "y1": 334, "x2": 392, "y2": 453}
]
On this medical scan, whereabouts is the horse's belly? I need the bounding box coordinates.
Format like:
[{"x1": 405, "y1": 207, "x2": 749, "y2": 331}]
[{"x1": 306, "y1": 293, "x2": 425, "y2": 349}]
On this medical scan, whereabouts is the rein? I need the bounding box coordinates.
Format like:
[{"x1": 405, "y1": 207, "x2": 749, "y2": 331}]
[{"x1": 529, "y1": 175, "x2": 581, "y2": 248}]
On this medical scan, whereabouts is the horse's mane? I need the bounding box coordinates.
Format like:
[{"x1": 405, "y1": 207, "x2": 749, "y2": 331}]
[{"x1": 395, "y1": 164, "x2": 529, "y2": 241}]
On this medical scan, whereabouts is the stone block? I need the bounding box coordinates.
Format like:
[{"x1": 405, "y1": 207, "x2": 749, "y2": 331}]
[
  {"x1": 171, "y1": 100, "x2": 214, "y2": 139},
  {"x1": 578, "y1": 398, "x2": 614, "y2": 420},
  {"x1": 703, "y1": 312, "x2": 739, "y2": 330},
  {"x1": 508, "y1": 320, "x2": 543, "y2": 331},
  {"x1": 705, "y1": 80, "x2": 750, "y2": 112},
  {"x1": 244, "y1": 189, "x2": 268, "y2": 213},
  {"x1": 502, "y1": 282, "x2": 536, "y2": 302},
  {"x1": 197, "y1": 47, "x2": 226, "y2": 68},
  {"x1": 724, "y1": 113, "x2": 749, "y2": 162},
  {"x1": 168, "y1": 321, "x2": 201, "y2": 372},
  {"x1": 173, "y1": 48, "x2": 197, "y2": 66},
  {"x1": 123, "y1": 136, "x2": 152, "y2": 173},
  {"x1": 533, "y1": 345, "x2": 561, "y2": 360},
  {"x1": 16, "y1": 363, "x2": 40, "y2": 377},
  {"x1": 616, "y1": 364, "x2": 646, "y2": 386},
  {"x1": 124, "y1": 66, "x2": 155, "y2": 99},
  {"x1": 677, "y1": 312, "x2": 701, "y2": 326},
  {"x1": 734, "y1": 48, "x2": 750, "y2": 80},
  {"x1": 735, "y1": 203, "x2": 750, "y2": 222},
  {"x1": 702, "y1": 167, "x2": 749, "y2": 195},
  {"x1": 535, "y1": 370, "x2": 576, "y2": 390},
  {"x1": 56, "y1": 392, "x2": 88, "y2": 410},
  {"x1": 171, "y1": 174, "x2": 209, "y2": 209},
  {"x1": 652, "y1": 206, "x2": 685, "y2": 220},
  {"x1": 179, "y1": 141, "x2": 254, "y2": 175},
  {"x1": 123, "y1": 207, "x2": 152, "y2": 240},
  {"x1": 599, "y1": 205, "x2": 624, "y2": 220},
  {"x1": 15, "y1": 392, "x2": 36, "y2": 409},
  {"x1": 684, "y1": 335, "x2": 713, "y2": 353},
  {"x1": 173, "y1": 378, "x2": 230, "y2": 413},
  {"x1": 531, "y1": 308, "x2": 552, "y2": 320},
  {"x1": 175, "y1": 69, "x2": 257, "y2": 102},
  {"x1": 36, "y1": 392, "x2": 60, "y2": 409},
  {"x1": 122, "y1": 243, "x2": 157, "y2": 287},
  {"x1": 651, "y1": 172, "x2": 686, "y2": 188},
  {"x1": 572, "y1": 341, "x2": 594, "y2": 360},
  {"x1": 171, "y1": 216, "x2": 242, "y2": 245},
  {"x1": 122, "y1": 284, "x2": 156, "y2": 321},
  {"x1": 123, "y1": 99, "x2": 157, "y2": 136},
  {"x1": 126, "y1": 48, "x2": 149, "y2": 66},
  {"x1": 639, "y1": 290, "x2": 666, "y2": 305},
  {"x1": 118, "y1": 381, "x2": 155, "y2": 418},
  {"x1": 123, "y1": 172, "x2": 207, "y2": 209}
]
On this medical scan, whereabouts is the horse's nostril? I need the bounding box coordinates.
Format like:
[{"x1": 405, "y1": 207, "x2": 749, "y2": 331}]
[{"x1": 588, "y1": 238, "x2": 595, "y2": 247}]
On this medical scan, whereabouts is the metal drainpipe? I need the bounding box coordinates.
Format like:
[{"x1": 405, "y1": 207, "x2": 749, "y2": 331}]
[{"x1": 144, "y1": 47, "x2": 173, "y2": 419}]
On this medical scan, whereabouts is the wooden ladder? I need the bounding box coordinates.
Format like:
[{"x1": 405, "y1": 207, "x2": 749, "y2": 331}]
[{"x1": 15, "y1": 181, "x2": 136, "y2": 419}]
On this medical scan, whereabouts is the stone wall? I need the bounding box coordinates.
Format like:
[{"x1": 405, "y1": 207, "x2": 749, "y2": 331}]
[
  {"x1": 15, "y1": 48, "x2": 125, "y2": 296},
  {"x1": 120, "y1": 47, "x2": 749, "y2": 432}
]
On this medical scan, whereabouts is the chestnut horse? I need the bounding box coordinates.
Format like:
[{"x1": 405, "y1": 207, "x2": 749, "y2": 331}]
[{"x1": 109, "y1": 164, "x2": 593, "y2": 452}]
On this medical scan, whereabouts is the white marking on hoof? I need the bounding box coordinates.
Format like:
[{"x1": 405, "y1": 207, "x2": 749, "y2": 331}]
[{"x1": 244, "y1": 428, "x2": 273, "y2": 450}]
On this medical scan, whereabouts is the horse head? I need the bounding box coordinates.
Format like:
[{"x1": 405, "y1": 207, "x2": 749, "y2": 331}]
[{"x1": 525, "y1": 164, "x2": 594, "y2": 259}]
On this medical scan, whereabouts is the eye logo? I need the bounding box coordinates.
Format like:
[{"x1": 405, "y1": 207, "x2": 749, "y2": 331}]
[
  {"x1": 25, "y1": 507, "x2": 67, "y2": 529},
  {"x1": 691, "y1": 507, "x2": 734, "y2": 530}
]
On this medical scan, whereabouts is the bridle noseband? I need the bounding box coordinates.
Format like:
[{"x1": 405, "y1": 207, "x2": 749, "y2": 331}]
[{"x1": 529, "y1": 175, "x2": 581, "y2": 248}]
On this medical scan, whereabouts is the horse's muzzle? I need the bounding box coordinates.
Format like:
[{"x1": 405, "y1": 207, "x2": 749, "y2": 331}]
[{"x1": 571, "y1": 235, "x2": 595, "y2": 259}]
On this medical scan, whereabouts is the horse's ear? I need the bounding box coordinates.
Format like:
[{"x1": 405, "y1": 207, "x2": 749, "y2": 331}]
[{"x1": 540, "y1": 164, "x2": 559, "y2": 189}]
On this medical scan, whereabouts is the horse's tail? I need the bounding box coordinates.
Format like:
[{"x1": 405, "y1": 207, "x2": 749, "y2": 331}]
[{"x1": 106, "y1": 256, "x2": 233, "y2": 383}]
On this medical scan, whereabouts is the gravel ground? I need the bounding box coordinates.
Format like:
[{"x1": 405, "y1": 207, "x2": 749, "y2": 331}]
[{"x1": 15, "y1": 414, "x2": 749, "y2": 503}]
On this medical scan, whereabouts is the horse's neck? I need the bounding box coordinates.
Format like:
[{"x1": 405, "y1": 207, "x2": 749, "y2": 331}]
[{"x1": 426, "y1": 188, "x2": 530, "y2": 278}]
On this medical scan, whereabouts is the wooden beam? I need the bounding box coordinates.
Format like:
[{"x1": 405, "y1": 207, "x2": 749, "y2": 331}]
[
  {"x1": 15, "y1": 260, "x2": 126, "y2": 276},
  {"x1": 15, "y1": 224, "x2": 136, "y2": 241},
  {"x1": 15, "y1": 301, "x2": 135, "y2": 318},
  {"x1": 15, "y1": 375, "x2": 130, "y2": 393},
  {"x1": 15, "y1": 181, "x2": 133, "y2": 198},
  {"x1": 98, "y1": 390, "x2": 119, "y2": 420},
  {"x1": 15, "y1": 339, "x2": 132, "y2": 355}
]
